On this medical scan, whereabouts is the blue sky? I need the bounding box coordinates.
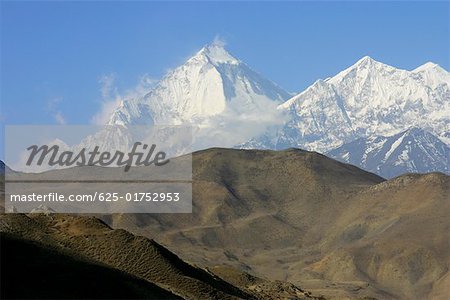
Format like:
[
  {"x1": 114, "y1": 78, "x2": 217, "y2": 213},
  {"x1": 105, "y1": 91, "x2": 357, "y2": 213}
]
[{"x1": 1, "y1": 1, "x2": 449, "y2": 158}]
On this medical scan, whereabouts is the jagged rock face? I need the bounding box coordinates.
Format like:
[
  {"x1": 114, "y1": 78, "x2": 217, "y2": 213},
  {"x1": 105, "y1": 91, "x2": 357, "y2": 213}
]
[{"x1": 327, "y1": 127, "x2": 450, "y2": 178}]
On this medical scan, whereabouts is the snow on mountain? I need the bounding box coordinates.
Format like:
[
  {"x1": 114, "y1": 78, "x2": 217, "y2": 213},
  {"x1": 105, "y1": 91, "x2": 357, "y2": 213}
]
[
  {"x1": 327, "y1": 127, "x2": 449, "y2": 178},
  {"x1": 245, "y1": 56, "x2": 450, "y2": 152},
  {"x1": 107, "y1": 42, "x2": 291, "y2": 148},
  {"x1": 77, "y1": 48, "x2": 448, "y2": 178}
]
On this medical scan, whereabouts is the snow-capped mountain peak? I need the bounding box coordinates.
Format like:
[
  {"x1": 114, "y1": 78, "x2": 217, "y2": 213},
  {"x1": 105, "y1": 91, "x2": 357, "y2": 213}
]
[
  {"x1": 195, "y1": 43, "x2": 240, "y2": 66},
  {"x1": 102, "y1": 45, "x2": 449, "y2": 178},
  {"x1": 279, "y1": 78, "x2": 332, "y2": 110},
  {"x1": 107, "y1": 42, "x2": 290, "y2": 147},
  {"x1": 243, "y1": 55, "x2": 450, "y2": 175},
  {"x1": 327, "y1": 56, "x2": 400, "y2": 86},
  {"x1": 354, "y1": 55, "x2": 377, "y2": 66}
]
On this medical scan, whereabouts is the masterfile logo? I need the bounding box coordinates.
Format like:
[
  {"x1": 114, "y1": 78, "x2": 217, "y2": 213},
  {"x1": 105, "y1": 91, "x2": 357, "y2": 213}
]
[
  {"x1": 25, "y1": 142, "x2": 170, "y2": 172},
  {"x1": 4, "y1": 125, "x2": 193, "y2": 214}
]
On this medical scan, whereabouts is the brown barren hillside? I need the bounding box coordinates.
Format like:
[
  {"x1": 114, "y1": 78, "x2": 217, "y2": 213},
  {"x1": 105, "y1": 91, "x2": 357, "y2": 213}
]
[
  {"x1": 1, "y1": 148, "x2": 448, "y2": 299},
  {"x1": 0, "y1": 212, "x2": 323, "y2": 300},
  {"x1": 1, "y1": 233, "x2": 182, "y2": 299},
  {"x1": 111, "y1": 148, "x2": 384, "y2": 249},
  {"x1": 304, "y1": 173, "x2": 450, "y2": 300},
  {"x1": 105, "y1": 148, "x2": 448, "y2": 300},
  {"x1": 0, "y1": 213, "x2": 251, "y2": 299}
]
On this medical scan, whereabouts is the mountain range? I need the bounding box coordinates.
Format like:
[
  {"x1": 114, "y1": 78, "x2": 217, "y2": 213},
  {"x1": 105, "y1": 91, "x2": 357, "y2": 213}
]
[
  {"x1": 103, "y1": 43, "x2": 449, "y2": 178},
  {"x1": 2, "y1": 148, "x2": 448, "y2": 299},
  {"x1": 5, "y1": 44, "x2": 447, "y2": 178},
  {"x1": 102, "y1": 148, "x2": 450, "y2": 300},
  {"x1": 271, "y1": 56, "x2": 449, "y2": 152}
]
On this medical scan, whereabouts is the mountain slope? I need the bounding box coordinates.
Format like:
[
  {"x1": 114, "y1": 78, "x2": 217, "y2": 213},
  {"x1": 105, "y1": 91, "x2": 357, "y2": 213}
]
[
  {"x1": 2, "y1": 149, "x2": 448, "y2": 299},
  {"x1": 1, "y1": 234, "x2": 182, "y2": 299},
  {"x1": 0, "y1": 212, "x2": 323, "y2": 300},
  {"x1": 308, "y1": 173, "x2": 450, "y2": 300},
  {"x1": 106, "y1": 148, "x2": 394, "y2": 299},
  {"x1": 2, "y1": 149, "x2": 385, "y2": 298},
  {"x1": 101, "y1": 148, "x2": 448, "y2": 300},
  {"x1": 327, "y1": 127, "x2": 450, "y2": 178},
  {"x1": 0, "y1": 213, "x2": 251, "y2": 300}
]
